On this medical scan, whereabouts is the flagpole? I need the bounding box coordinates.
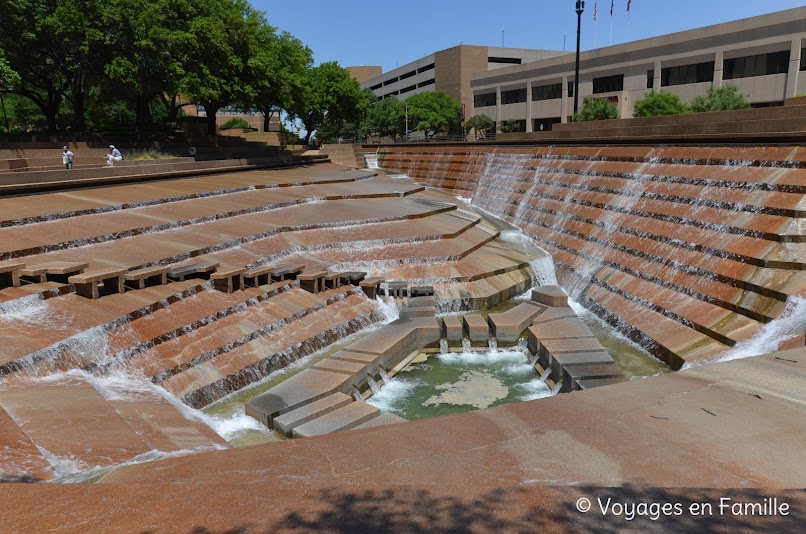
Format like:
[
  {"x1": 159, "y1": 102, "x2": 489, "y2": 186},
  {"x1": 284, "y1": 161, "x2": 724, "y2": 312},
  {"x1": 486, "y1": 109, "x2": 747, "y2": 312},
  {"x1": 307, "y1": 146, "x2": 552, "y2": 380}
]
[{"x1": 609, "y1": 15, "x2": 613, "y2": 46}]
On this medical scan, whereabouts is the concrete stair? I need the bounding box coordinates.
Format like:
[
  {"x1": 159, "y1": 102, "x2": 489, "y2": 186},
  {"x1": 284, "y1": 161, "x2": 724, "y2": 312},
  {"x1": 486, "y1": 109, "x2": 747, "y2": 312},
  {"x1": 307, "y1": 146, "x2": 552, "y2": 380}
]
[
  {"x1": 0, "y1": 374, "x2": 227, "y2": 481},
  {"x1": 292, "y1": 401, "x2": 380, "y2": 438}
]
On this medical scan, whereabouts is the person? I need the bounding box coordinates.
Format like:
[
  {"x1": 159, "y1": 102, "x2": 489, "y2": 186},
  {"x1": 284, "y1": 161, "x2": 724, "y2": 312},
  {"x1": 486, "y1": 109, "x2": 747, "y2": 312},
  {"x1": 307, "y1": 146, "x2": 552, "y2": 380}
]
[
  {"x1": 106, "y1": 145, "x2": 123, "y2": 167},
  {"x1": 62, "y1": 146, "x2": 74, "y2": 170}
]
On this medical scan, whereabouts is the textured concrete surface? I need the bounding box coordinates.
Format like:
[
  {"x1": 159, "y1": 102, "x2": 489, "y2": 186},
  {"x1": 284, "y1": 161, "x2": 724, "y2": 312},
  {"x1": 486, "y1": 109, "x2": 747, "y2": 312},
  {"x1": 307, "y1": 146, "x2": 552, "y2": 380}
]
[{"x1": 1, "y1": 349, "x2": 804, "y2": 532}]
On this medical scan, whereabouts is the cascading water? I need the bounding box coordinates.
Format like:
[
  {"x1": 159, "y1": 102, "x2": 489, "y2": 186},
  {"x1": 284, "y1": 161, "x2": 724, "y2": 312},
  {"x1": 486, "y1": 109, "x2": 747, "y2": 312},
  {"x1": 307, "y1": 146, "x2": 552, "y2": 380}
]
[
  {"x1": 691, "y1": 295, "x2": 806, "y2": 368},
  {"x1": 439, "y1": 338, "x2": 449, "y2": 354},
  {"x1": 461, "y1": 337, "x2": 472, "y2": 353},
  {"x1": 364, "y1": 153, "x2": 379, "y2": 169},
  {"x1": 488, "y1": 337, "x2": 498, "y2": 353}
]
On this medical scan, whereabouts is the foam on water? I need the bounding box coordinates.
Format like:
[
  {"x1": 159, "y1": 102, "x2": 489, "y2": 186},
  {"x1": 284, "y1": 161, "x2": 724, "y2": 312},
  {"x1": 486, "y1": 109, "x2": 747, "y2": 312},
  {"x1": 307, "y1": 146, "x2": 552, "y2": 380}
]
[
  {"x1": 365, "y1": 377, "x2": 422, "y2": 413},
  {"x1": 375, "y1": 296, "x2": 400, "y2": 323},
  {"x1": 203, "y1": 407, "x2": 274, "y2": 442},
  {"x1": 435, "y1": 349, "x2": 527, "y2": 366}
]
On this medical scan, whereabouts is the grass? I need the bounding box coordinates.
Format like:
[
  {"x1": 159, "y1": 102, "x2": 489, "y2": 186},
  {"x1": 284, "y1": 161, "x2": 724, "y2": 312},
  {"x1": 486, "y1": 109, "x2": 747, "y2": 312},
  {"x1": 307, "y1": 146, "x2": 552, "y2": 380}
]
[{"x1": 124, "y1": 148, "x2": 178, "y2": 160}]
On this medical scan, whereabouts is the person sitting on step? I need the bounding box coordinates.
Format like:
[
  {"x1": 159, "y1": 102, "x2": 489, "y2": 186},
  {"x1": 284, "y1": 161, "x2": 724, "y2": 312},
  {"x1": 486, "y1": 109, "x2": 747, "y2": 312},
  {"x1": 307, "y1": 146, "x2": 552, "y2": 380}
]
[{"x1": 106, "y1": 145, "x2": 123, "y2": 167}]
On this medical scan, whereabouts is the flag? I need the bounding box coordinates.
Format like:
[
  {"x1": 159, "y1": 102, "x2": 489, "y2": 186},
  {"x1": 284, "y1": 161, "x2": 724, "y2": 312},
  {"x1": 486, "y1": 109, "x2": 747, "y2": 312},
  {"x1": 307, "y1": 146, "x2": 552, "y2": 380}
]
[
  {"x1": 627, "y1": 0, "x2": 632, "y2": 12},
  {"x1": 594, "y1": 1, "x2": 598, "y2": 21},
  {"x1": 610, "y1": 0, "x2": 614, "y2": 16}
]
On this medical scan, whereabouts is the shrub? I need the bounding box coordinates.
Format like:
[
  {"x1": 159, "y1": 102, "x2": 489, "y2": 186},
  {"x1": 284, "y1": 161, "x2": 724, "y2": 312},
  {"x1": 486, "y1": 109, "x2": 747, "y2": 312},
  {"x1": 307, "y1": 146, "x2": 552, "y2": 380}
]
[
  {"x1": 633, "y1": 91, "x2": 688, "y2": 117},
  {"x1": 689, "y1": 84, "x2": 750, "y2": 113},
  {"x1": 573, "y1": 97, "x2": 619, "y2": 121},
  {"x1": 499, "y1": 119, "x2": 523, "y2": 133},
  {"x1": 466, "y1": 114, "x2": 494, "y2": 133},
  {"x1": 219, "y1": 117, "x2": 251, "y2": 130}
]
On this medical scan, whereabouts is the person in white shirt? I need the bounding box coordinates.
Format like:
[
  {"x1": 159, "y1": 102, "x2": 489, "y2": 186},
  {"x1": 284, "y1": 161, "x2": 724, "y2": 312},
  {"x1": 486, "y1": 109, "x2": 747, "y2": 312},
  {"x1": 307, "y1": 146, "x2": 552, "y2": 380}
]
[
  {"x1": 106, "y1": 145, "x2": 123, "y2": 167},
  {"x1": 62, "y1": 146, "x2": 74, "y2": 169}
]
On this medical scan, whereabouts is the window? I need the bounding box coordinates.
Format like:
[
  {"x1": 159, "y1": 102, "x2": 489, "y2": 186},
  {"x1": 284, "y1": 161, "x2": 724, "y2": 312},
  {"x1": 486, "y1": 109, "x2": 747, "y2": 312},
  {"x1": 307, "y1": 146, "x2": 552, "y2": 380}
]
[
  {"x1": 661, "y1": 61, "x2": 714, "y2": 87},
  {"x1": 801, "y1": 48, "x2": 806, "y2": 71},
  {"x1": 400, "y1": 84, "x2": 417, "y2": 94},
  {"x1": 646, "y1": 70, "x2": 654, "y2": 89},
  {"x1": 489, "y1": 57, "x2": 522, "y2": 65},
  {"x1": 400, "y1": 70, "x2": 416, "y2": 80},
  {"x1": 417, "y1": 79, "x2": 435, "y2": 88},
  {"x1": 593, "y1": 74, "x2": 624, "y2": 94},
  {"x1": 382, "y1": 77, "x2": 398, "y2": 86},
  {"x1": 568, "y1": 81, "x2": 574, "y2": 98},
  {"x1": 474, "y1": 92, "x2": 497, "y2": 107},
  {"x1": 724, "y1": 51, "x2": 790, "y2": 79},
  {"x1": 533, "y1": 83, "x2": 563, "y2": 101},
  {"x1": 501, "y1": 88, "x2": 527, "y2": 104},
  {"x1": 370, "y1": 83, "x2": 382, "y2": 91},
  {"x1": 417, "y1": 63, "x2": 435, "y2": 74},
  {"x1": 533, "y1": 117, "x2": 562, "y2": 131}
]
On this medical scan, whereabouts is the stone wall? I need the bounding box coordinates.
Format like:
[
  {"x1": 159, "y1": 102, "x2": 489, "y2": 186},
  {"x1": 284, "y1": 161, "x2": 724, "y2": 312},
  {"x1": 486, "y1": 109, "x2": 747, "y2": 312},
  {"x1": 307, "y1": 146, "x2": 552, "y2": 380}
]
[{"x1": 378, "y1": 143, "x2": 806, "y2": 368}]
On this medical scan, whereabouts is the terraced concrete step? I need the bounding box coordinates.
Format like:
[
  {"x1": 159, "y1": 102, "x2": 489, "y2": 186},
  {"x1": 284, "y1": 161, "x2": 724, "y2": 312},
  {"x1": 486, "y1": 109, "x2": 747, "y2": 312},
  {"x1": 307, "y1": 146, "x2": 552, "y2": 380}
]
[
  {"x1": 488, "y1": 302, "x2": 547, "y2": 342},
  {"x1": 292, "y1": 401, "x2": 381, "y2": 438},
  {"x1": 272, "y1": 392, "x2": 353, "y2": 436},
  {"x1": 352, "y1": 412, "x2": 408, "y2": 430},
  {"x1": 0, "y1": 404, "x2": 53, "y2": 482}
]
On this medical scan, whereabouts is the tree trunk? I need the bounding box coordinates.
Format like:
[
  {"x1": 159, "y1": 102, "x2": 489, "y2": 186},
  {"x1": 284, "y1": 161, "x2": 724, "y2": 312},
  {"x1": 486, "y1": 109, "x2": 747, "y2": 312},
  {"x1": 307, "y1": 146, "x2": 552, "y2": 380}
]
[
  {"x1": 135, "y1": 94, "x2": 150, "y2": 141},
  {"x1": 204, "y1": 103, "x2": 220, "y2": 136},
  {"x1": 71, "y1": 73, "x2": 86, "y2": 132}
]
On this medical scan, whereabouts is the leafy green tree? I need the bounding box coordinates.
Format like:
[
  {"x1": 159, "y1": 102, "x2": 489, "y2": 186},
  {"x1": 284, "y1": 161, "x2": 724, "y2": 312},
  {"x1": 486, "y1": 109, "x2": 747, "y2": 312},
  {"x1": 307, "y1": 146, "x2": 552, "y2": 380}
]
[
  {"x1": 247, "y1": 29, "x2": 312, "y2": 132},
  {"x1": 180, "y1": 0, "x2": 264, "y2": 135},
  {"x1": 287, "y1": 61, "x2": 365, "y2": 145},
  {"x1": 633, "y1": 91, "x2": 688, "y2": 117},
  {"x1": 0, "y1": 49, "x2": 19, "y2": 85},
  {"x1": 405, "y1": 91, "x2": 461, "y2": 139},
  {"x1": 689, "y1": 84, "x2": 750, "y2": 113},
  {"x1": 361, "y1": 95, "x2": 404, "y2": 141},
  {"x1": 573, "y1": 97, "x2": 619, "y2": 121},
  {"x1": 466, "y1": 114, "x2": 494, "y2": 135},
  {"x1": 499, "y1": 119, "x2": 523, "y2": 133}
]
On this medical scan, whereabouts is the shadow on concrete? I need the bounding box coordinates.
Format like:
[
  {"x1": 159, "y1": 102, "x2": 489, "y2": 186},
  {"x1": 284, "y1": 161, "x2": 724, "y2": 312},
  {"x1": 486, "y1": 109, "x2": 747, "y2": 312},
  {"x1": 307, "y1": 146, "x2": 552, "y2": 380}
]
[{"x1": 246, "y1": 485, "x2": 805, "y2": 534}]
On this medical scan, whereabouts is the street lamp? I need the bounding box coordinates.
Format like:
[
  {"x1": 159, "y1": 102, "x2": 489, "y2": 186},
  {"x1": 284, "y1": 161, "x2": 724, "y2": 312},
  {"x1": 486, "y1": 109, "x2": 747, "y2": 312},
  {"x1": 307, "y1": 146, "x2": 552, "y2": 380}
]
[{"x1": 573, "y1": 1, "x2": 585, "y2": 117}]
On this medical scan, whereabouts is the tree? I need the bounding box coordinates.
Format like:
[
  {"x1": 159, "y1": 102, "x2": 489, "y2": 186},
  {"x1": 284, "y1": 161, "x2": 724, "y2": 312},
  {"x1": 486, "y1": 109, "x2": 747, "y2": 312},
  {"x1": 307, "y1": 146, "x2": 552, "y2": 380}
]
[
  {"x1": 287, "y1": 61, "x2": 364, "y2": 145},
  {"x1": 633, "y1": 91, "x2": 688, "y2": 117},
  {"x1": 573, "y1": 97, "x2": 619, "y2": 121},
  {"x1": 247, "y1": 29, "x2": 312, "y2": 132},
  {"x1": 181, "y1": 0, "x2": 263, "y2": 135},
  {"x1": 499, "y1": 119, "x2": 523, "y2": 133},
  {"x1": 361, "y1": 95, "x2": 404, "y2": 141},
  {"x1": 0, "y1": 49, "x2": 19, "y2": 85},
  {"x1": 689, "y1": 84, "x2": 750, "y2": 113},
  {"x1": 466, "y1": 114, "x2": 494, "y2": 136},
  {"x1": 405, "y1": 91, "x2": 461, "y2": 139}
]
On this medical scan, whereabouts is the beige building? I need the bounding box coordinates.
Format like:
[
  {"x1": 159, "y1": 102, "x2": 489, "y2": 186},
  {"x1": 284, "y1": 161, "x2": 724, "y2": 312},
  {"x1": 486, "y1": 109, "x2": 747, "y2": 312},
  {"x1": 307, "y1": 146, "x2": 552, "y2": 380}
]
[
  {"x1": 357, "y1": 45, "x2": 569, "y2": 113},
  {"x1": 347, "y1": 66, "x2": 382, "y2": 85},
  {"x1": 469, "y1": 7, "x2": 806, "y2": 132}
]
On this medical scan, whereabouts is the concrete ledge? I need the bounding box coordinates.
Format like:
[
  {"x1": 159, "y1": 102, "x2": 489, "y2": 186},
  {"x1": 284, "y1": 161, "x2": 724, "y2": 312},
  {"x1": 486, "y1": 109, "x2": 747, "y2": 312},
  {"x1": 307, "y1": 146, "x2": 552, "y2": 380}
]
[
  {"x1": 531, "y1": 286, "x2": 568, "y2": 307},
  {"x1": 442, "y1": 316, "x2": 463, "y2": 342},
  {"x1": 489, "y1": 302, "x2": 547, "y2": 343},
  {"x1": 463, "y1": 314, "x2": 489, "y2": 342},
  {"x1": 292, "y1": 401, "x2": 380, "y2": 438},
  {"x1": 352, "y1": 412, "x2": 408, "y2": 430},
  {"x1": 272, "y1": 392, "x2": 353, "y2": 436},
  {"x1": 244, "y1": 369, "x2": 351, "y2": 425}
]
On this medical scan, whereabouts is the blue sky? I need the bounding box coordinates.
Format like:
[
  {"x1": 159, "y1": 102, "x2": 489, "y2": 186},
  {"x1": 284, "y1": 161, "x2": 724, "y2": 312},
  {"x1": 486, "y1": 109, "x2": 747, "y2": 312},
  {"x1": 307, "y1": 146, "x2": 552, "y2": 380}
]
[{"x1": 254, "y1": 1, "x2": 804, "y2": 72}]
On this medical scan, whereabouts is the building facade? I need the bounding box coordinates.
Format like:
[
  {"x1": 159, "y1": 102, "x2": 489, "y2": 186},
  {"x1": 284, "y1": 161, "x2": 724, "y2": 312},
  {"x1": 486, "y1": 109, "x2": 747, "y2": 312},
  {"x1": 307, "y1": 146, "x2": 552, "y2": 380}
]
[
  {"x1": 357, "y1": 45, "x2": 569, "y2": 113},
  {"x1": 470, "y1": 7, "x2": 806, "y2": 132}
]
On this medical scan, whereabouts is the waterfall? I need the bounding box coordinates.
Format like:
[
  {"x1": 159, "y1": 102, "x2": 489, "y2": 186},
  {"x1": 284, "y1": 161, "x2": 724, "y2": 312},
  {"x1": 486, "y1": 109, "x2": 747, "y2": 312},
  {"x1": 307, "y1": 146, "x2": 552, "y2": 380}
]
[
  {"x1": 461, "y1": 337, "x2": 472, "y2": 353},
  {"x1": 488, "y1": 337, "x2": 498, "y2": 353},
  {"x1": 364, "y1": 153, "x2": 379, "y2": 169},
  {"x1": 378, "y1": 368, "x2": 391, "y2": 385},
  {"x1": 693, "y1": 296, "x2": 806, "y2": 368},
  {"x1": 439, "y1": 338, "x2": 449, "y2": 354},
  {"x1": 367, "y1": 376, "x2": 382, "y2": 395}
]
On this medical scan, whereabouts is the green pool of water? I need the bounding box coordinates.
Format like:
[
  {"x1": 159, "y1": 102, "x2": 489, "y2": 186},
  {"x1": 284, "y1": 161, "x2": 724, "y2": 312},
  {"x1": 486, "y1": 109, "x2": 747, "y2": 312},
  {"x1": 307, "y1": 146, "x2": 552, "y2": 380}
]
[{"x1": 366, "y1": 348, "x2": 552, "y2": 420}]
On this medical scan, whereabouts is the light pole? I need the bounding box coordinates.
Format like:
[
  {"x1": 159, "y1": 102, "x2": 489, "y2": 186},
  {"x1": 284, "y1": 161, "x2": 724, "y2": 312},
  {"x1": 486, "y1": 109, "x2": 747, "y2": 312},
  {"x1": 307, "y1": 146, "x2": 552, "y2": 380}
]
[
  {"x1": 458, "y1": 88, "x2": 466, "y2": 141},
  {"x1": 573, "y1": 1, "x2": 585, "y2": 117},
  {"x1": 405, "y1": 102, "x2": 409, "y2": 142}
]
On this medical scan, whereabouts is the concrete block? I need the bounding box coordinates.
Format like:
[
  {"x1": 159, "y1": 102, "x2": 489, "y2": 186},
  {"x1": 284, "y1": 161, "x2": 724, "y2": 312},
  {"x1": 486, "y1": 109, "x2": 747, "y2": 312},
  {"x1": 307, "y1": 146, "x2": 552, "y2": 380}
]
[
  {"x1": 463, "y1": 314, "x2": 489, "y2": 342},
  {"x1": 244, "y1": 369, "x2": 351, "y2": 426},
  {"x1": 530, "y1": 317, "x2": 595, "y2": 341},
  {"x1": 292, "y1": 401, "x2": 380, "y2": 438},
  {"x1": 272, "y1": 392, "x2": 353, "y2": 436},
  {"x1": 575, "y1": 376, "x2": 629, "y2": 390},
  {"x1": 314, "y1": 358, "x2": 370, "y2": 376},
  {"x1": 400, "y1": 308, "x2": 435, "y2": 319},
  {"x1": 531, "y1": 307, "x2": 578, "y2": 324},
  {"x1": 442, "y1": 315, "x2": 463, "y2": 342},
  {"x1": 488, "y1": 302, "x2": 547, "y2": 343},
  {"x1": 407, "y1": 296, "x2": 436, "y2": 309},
  {"x1": 531, "y1": 286, "x2": 568, "y2": 307}
]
